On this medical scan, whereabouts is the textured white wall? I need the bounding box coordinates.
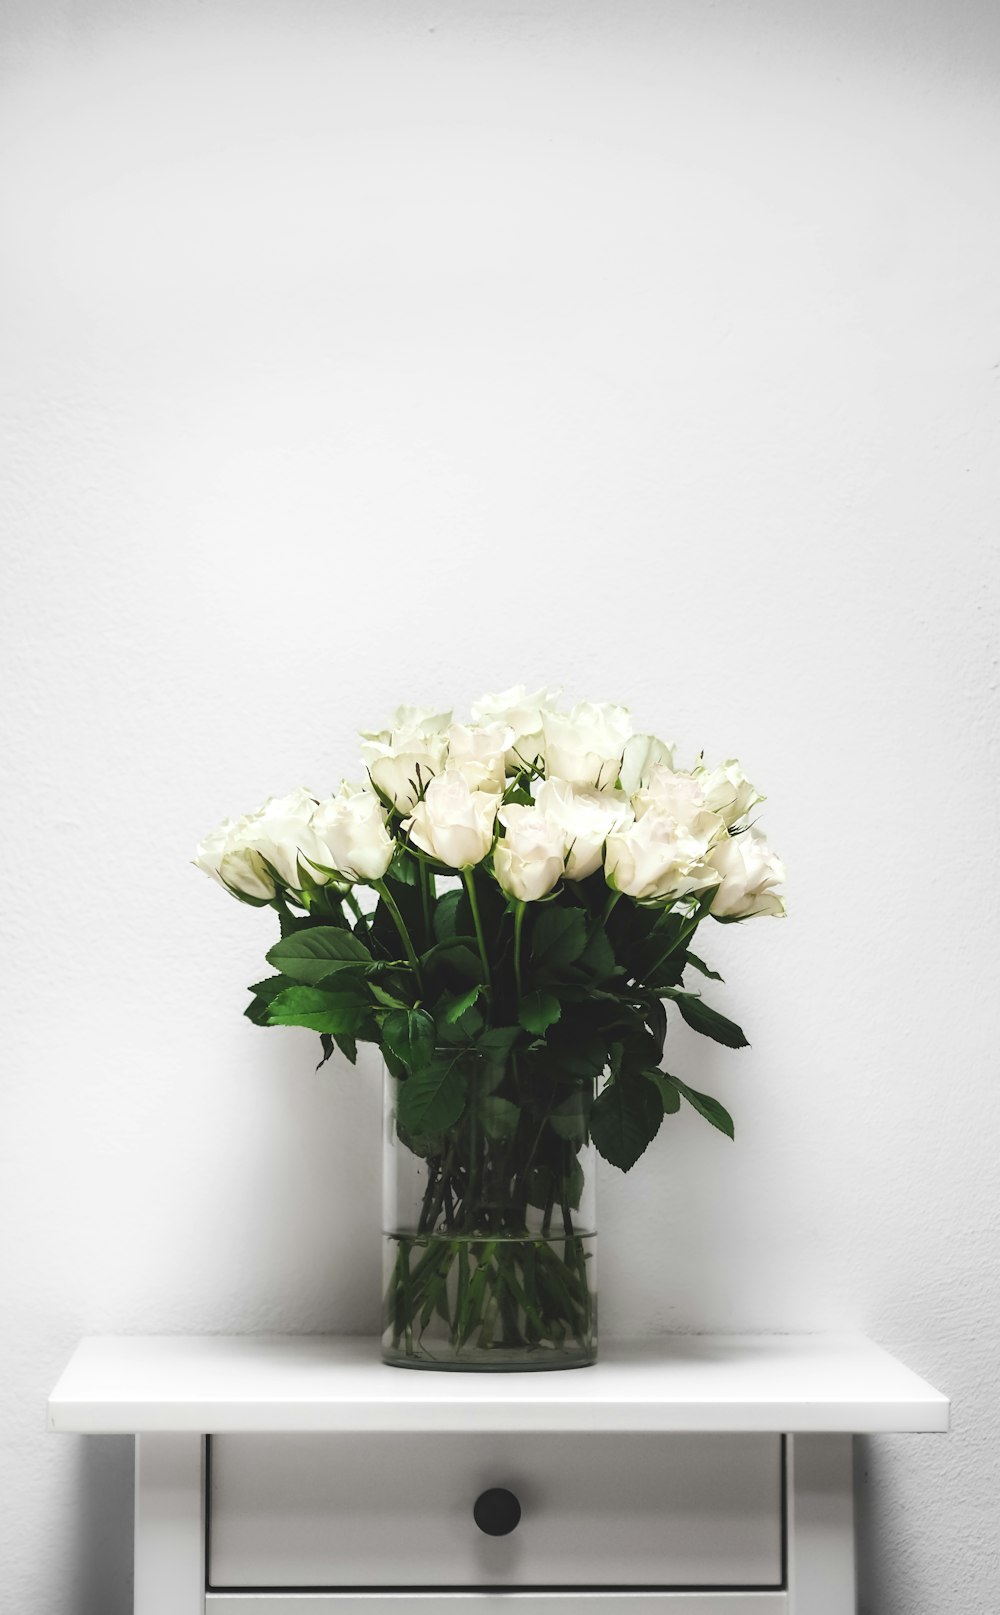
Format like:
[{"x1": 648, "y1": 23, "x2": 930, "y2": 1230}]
[{"x1": 2, "y1": 2, "x2": 998, "y2": 1610}]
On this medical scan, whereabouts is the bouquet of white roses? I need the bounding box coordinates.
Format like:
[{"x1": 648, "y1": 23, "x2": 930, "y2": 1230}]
[{"x1": 196, "y1": 686, "x2": 784, "y2": 1367}]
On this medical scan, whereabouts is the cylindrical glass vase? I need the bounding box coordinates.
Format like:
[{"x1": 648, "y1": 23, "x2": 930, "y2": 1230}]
[{"x1": 381, "y1": 1045, "x2": 597, "y2": 1370}]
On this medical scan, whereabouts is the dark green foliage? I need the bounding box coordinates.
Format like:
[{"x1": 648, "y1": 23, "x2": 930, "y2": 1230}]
[
  {"x1": 661, "y1": 1073, "x2": 735, "y2": 1139},
  {"x1": 590, "y1": 1074, "x2": 664, "y2": 1170},
  {"x1": 517, "y1": 990, "x2": 561, "y2": 1034},
  {"x1": 441, "y1": 986, "x2": 482, "y2": 1024},
  {"x1": 266, "y1": 926, "x2": 372, "y2": 984},
  {"x1": 266, "y1": 985, "x2": 371, "y2": 1035},
  {"x1": 642, "y1": 1068, "x2": 682, "y2": 1113},
  {"x1": 685, "y1": 951, "x2": 724, "y2": 982},
  {"x1": 383, "y1": 1007, "x2": 435, "y2": 1069},
  {"x1": 243, "y1": 841, "x2": 748, "y2": 1168},
  {"x1": 676, "y1": 993, "x2": 749, "y2": 1049},
  {"x1": 531, "y1": 906, "x2": 588, "y2": 970},
  {"x1": 396, "y1": 1052, "x2": 468, "y2": 1133}
]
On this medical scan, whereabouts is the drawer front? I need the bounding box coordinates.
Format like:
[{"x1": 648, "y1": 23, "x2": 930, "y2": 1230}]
[
  {"x1": 208, "y1": 1432, "x2": 783, "y2": 1591},
  {"x1": 207, "y1": 1595, "x2": 789, "y2": 1612}
]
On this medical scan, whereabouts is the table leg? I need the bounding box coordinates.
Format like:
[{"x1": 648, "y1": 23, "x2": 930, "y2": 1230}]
[
  {"x1": 135, "y1": 1433, "x2": 205, "y2": 1615},
  {"x1": 787, "y1": 1433, "x2": 856, "y2": 1614}
]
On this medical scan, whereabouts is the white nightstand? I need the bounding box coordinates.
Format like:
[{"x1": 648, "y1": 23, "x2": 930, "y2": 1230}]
[{"x1": 48, "y1": 1334, "x2": 948, "y2": 1614}]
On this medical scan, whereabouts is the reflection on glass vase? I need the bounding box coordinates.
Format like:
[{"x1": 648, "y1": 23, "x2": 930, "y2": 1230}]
[{"x1": 381, "y1": 1048, "x2": 597, "y2": 1371}]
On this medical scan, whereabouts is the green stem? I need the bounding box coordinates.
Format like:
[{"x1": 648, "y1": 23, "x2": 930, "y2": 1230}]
[
  {"x1": 513, "y1": 1110, "x2": 548, "y2": 1206},
  {"x1": 513, "y1": 900, "x2": 526, "y2": 1000},
  {"x1": 603, "y1": 889, "x2": 623, "y2": 921},
  {"x1": 343, "y1": 889, "x2": 373, "y2": 941},
  {"x1": 644, "y1": 907, "x2": 705, "y2": 983},
  {"x1": 590, "y1": 889, "x2": 622, "y2": 941},
  {"x1": 463, "y1": 868, "x2": 493, "y2": 1004},
  {"x1": 418, "y1": 860, "x2": 432, "y2": 946},
  {"x1": 374, "y1": 880, "x2": 424, "y2": 992}
]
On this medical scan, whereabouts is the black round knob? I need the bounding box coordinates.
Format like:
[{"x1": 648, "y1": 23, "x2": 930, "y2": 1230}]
[{"x1": 473, "y1": 1487, "x2": 521, "y2": 1536}]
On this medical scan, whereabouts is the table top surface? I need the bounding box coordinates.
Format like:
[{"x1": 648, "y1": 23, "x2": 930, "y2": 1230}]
[{"x1": 47, "y1": 1332, "x2": 949, "y2": 1435}]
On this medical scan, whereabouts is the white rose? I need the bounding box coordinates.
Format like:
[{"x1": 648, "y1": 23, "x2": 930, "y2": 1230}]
[
  {"x1": 632, "y1": 766, "x2": 711, "y2": 827},
  {"x1": 193, "y1": 819, "x2": 232, "y2": 888},
  {"x1": 360, "y1": 704, "x2": 452, "y2": 742},
  {"x1": 470, "y1": 683, "x2": 561, "y2": 771},
  {"x1": 493, "y1": 803, "x2": 566, "y2": 902},
  {"x1": 445, "y1": 722, "x2": 514, "y2": 793},
  {"x1": 221, "y1": 835, "x2": 278, "y2": 901},
  {"x1": 541, "y1": 701, "x2": 633, "y2": 790},
  {"x1": 708, "y1": 828, "x2": 786, "y2": 918},
  {"x1": 534, "y1": 777, "x2": 633, "y2": 880},
  {"x1": 243, "y1": 788, "x2": 335, "y2": 890},
  {"x1": 308, "y1": 785, "x2": 395, "y2": 883},
  {"x1": 403, "y1": 768, "x2": 499, "y2": 869},
  {"x1": 694, "y1": 758, "x2": 765, "y2": 827},
  {"x1": 360, "y1": 725, "x2": 449, "y2": 812},
  {"x1": 194, "y1": 814, "x2": 277, "y2": 902},
  {"x1": 604, "y1": 808, "x2": 722, "y2": 904},
  {"x1": 619, "y1": 733, "x2": 675, "y2": 796}
]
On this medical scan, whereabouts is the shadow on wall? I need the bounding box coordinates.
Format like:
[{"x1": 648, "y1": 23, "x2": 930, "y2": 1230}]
[
  {"x1": 853, "y1": 1435, "x2": 919, "y2": 1615},
  {"x1": 70, "y1": 1436, "x2": 133, "y2": 1615}
]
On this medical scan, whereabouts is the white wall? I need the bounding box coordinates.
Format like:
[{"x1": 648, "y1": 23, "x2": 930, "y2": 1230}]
[{"x1": 2, "y1": 2, "x2": 998, "y2": 1609}]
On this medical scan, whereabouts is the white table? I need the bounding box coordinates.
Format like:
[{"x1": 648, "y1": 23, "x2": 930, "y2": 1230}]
[{"x1": 49, "y1": 1334, "x2": 948, "y2": 1614}]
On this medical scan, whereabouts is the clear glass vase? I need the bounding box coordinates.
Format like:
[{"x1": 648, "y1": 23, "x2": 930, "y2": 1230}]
[{"x1": 381, "y1": 1047, "x2": 597, "y2": 1371}]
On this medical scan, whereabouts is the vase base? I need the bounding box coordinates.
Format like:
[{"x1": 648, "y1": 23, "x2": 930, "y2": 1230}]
[
  {"x1": 382, "y1": 1344, "x2": 597, "y2": 1372},
  {"x1": 381, "y1": 1229, "x2": 597, "y2": 1372}
]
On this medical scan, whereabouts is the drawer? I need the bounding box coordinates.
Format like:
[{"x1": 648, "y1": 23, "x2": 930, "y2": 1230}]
[
  {"x1": 208, "y1": 1432, "x2": 783, "y2": 1591},
  {"x1": 206, "y1": 1598, "x2": 789, "y2": 1612}
]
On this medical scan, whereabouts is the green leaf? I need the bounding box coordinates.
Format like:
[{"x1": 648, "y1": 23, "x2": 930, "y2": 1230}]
[
  {"x1": 245, "y1": 974, "x2": 293, "y2": 1025},
  {"x1": 473, "y1": 1024, "x2": 521, "y2": 1088},
  {"x1": 440, "y1": 946, "x2": 484, "y2": 984},
  {"x1": 274, "y1": 908, "x2": 315, "y2": 937},
  {"x1": 454, "y1": 1007, "x2": 486, "y2": 1040},
  {"x1": 266, "y1": 985, "x2": 369, "y2": 1034},
  {"x1": 676, "y1": 994, "x2": 749, "y2": 1049},
  {"x1": 686, "y1": 951, "x2": 723, "y2": 982},
  {"x1": 525, "y1": 1165, "x2": 555, "y2": 1210},
  {"x1": 388, "y1": 846, "x2": 419, "y2": 885},
  {"x1": 642, "y1": 956, "x2": 687, "y2": 991},
  {"x1": 383, "y1": 1007, "x2": 436, "y2": 1071},
  {"x1": 532, "y1": 906, "x2": 588, "y2": 970},
  {"x1": 421, "y1": 937, "x2": 483, "y2": 982},
  {"x1": 576, "y1": 927, "x2": 617, "y2": 981},
  {"x1": 548, "y1": 1090, "x2": 591, "y2": 1143},
  {"x1": 476, "y1": 1026, "x2": 522, "y2": 1057},
  {"x1": 396, "y1": 1053, "x2": 467, "y2": 1134},
  {"x1": 267, "y1": 926, "x2": 372, "y2": 985},
  {"x1": 645, "y1": 995, "x2": 668, "y2": 1047},
  {"x1": 518, "y1": 990, "x2": 561, "y2": 1035},
  {"x1": 662, "y1": 1073, "x2": 735, "y2": 1139},
  {"x1": 478, "y1": 1094, "x2": 520, "y2": 1140},
  {"x1": 616, "y1": 1023, "x2": 666, "y2": 1078},
  {"x1": 562, "y1": 1158, "x2": 585, "y2": 1211},
  {"x1": 370, "y1": 982, "x2": 410, "y2": 1010},
  {"x1": 437, "y1": 993, "x2": 485, "y2": 1041},
  {"x1": 248, "y1": 974, "x2": 291, "y2": 1001},
  {"x1": 467, "y1": 1055, "x2": 506, "y2": 1093},
  {"x1": 442, "y1": 986, "x2": 482, "y2": 1025},
  {"x1": 642, "y1": 1068, "x2": 681, "y2": 1113},
  {"x1": 394, "y1": 1120, "x2": 444, "y2": 1159},
  {"x1": 432, "y1": 888, "x2": 465, "y2": 942},
  {"x1": 590, "y1": 1075, "x2": 664, "y2": 1171},
  {"x1": 631, "y1": 910, "x2": 687, "y2": 977},
  {"x1": 544, "y1": 1022, "x2": 607, "y2": 1079},
  {"x1": 502, "y1": 778, "x2": 535, "y2": 805}
]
